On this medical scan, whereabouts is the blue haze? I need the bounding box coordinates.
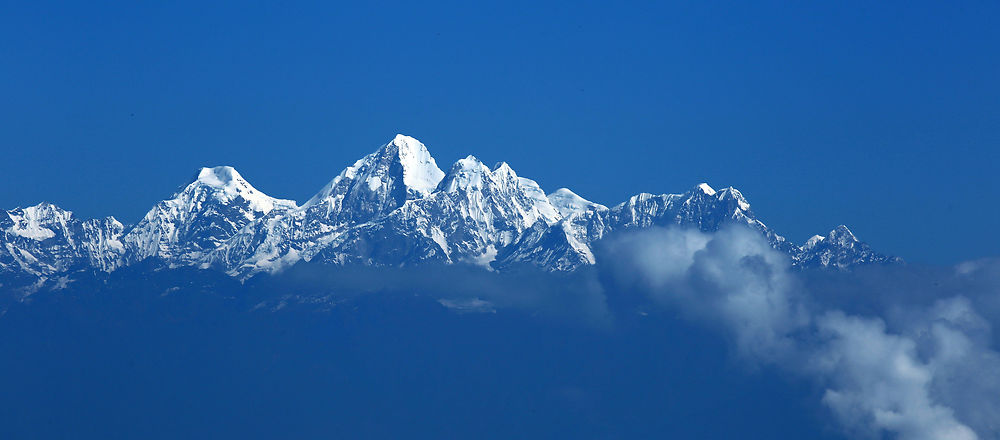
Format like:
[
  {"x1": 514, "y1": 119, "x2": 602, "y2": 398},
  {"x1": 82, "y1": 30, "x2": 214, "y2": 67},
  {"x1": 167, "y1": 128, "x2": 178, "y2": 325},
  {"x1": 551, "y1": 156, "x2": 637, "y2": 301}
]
[{"x1": 0, "y1": 268, "x2": 839, "y2": 440}]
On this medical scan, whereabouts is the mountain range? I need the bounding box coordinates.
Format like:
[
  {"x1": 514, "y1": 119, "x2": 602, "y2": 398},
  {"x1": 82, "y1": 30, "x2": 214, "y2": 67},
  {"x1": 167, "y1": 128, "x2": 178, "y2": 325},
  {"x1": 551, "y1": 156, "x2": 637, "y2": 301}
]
[{"x1": 0, "y1": 134, "x2": 899, "y2": 286}]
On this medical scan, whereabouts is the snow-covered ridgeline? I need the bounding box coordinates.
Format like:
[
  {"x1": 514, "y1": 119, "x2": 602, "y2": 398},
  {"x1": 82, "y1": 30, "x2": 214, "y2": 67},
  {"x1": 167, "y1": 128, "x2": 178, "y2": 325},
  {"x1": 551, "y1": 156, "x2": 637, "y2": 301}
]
[
  {"x1": 0, "y1": 203, "x2": 124, "y2": 276},
  {"x1": 0, "y1": 134, "x2": 899, "y2": 281},
  {"x1": 122, "y1": 166, "x2": 297, "y2": 267}
]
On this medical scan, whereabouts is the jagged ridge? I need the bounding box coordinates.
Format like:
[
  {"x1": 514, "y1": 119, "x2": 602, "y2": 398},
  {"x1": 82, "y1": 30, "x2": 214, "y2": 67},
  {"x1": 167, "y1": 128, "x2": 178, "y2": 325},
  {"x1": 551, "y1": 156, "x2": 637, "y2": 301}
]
[{"x1": 0, "y1": 134, "x2": 900, "y2": 284}]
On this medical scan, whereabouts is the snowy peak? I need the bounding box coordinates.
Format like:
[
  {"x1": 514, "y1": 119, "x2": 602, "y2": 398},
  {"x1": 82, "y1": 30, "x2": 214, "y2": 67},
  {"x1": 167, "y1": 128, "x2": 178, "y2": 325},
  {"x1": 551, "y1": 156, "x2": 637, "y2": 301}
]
[
  {"x1": 611, "y1": 183, "x2": 757, "y2": 229},
  {"x1": 683, "y1": 183, "x2": 752, "y2": 213},
  {"x1": 170, "y1": 165, "x2": 297, "y2": 220},
  {"x1": 186, "y1": 166, "x2": 297, "y2": 213},
  {"x1": 195, "y1": 166, "x2": 241, "y2": 187},
  {"x1": 716, "y1": 187, "x2": 751, "y2": 211},
  {"x1": 516, "y1": 177, "x2": 562, "y2": 226},
  {"x1": 438, "y1": 155, "x2": 492, "y2": 192},
  {"x1": 796, "y1": 224, "x2": 899, "y2": 269},
  {"x1": 827, "y1": 225, "x2": 858, "y2": 245},
  {"x1": 437, "y1": 156, "x2": 549, "y2": 211},
  {"x1": 386, "y1": 134, "x2": 445, "y2": 195},
  {"x1": 4, "y1": 203, "x2": 74, "y2": 241},
  {"x1": 547, "y1": 188, "x2": 606, "y2": 218},
  {"x1": 694, "y1": 183, "x2": 716, "y2": 196},
  {"x1": 434, "y1": 155, "x2": 560, "y2": 225},
  {"x1": 803, "y1": 234, "x2": 826, "y2": 250},
  {"x1": 123, "y1": 166, "x2": 296, "y2": 265},
  {"x1": 492, "y1": 162, "x2": 517, "y2": 181},
  {"x1": 302, "y1": 134, "x2": 445, "y2": 221},
  {"x1": 0, "y1": 202, "x2": 125, "y2": 276}
]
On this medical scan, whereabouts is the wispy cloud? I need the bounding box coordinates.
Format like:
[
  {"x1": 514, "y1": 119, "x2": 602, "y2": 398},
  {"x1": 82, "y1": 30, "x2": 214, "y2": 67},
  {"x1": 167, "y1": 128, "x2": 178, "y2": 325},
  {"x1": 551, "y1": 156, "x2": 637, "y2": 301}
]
[{"x1": 598, "y1": 226, "x2": 998, "y2": 440}]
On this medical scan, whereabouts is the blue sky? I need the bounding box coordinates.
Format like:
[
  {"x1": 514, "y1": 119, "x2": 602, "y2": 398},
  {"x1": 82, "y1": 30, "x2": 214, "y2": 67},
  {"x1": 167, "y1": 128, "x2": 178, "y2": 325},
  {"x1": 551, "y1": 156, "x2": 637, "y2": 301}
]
[{"x1": 1, "y1": 1, "x2": 997, "y2": 264}]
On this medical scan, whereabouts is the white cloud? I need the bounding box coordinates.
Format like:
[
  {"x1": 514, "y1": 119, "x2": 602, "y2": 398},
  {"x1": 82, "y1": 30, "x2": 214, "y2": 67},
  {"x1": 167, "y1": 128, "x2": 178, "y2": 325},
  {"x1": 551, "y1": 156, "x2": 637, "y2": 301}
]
[
  {"x1": 814, "y1": 311, "x2": 976, "y2": 440},
  {"x1": 600, "y1": 226, "x2": 994, "y2": 440}
]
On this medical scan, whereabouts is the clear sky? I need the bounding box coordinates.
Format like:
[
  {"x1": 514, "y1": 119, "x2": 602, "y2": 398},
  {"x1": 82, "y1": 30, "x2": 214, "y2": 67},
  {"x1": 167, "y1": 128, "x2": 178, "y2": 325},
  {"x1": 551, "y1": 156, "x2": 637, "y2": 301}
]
[{"x1": 1, "y1": 1, "x2": 997, "y2": 264}]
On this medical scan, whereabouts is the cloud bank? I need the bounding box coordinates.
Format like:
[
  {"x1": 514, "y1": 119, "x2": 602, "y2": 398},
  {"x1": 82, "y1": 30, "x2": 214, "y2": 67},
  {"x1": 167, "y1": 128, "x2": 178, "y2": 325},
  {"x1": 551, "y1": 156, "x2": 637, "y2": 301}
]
[
  {"x1": 247, "y1": 262, "x2": 612, "y2": 325},
  {"x1": 599, "y1": 227, "x2": 1000, "y2": 440}
]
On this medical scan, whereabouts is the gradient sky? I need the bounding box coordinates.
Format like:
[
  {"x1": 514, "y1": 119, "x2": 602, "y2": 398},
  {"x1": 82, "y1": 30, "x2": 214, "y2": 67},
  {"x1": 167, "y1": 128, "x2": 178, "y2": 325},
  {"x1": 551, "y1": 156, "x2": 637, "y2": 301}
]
[{"x1": 1, "y1": 1, "x2": 997, "y2": 264}]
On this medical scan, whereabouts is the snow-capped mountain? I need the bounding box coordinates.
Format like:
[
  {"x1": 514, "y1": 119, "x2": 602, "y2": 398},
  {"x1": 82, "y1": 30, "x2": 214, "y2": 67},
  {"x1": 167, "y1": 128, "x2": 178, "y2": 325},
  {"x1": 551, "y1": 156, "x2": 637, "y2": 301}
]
[
  {"x1": 123, "y1": 166, "x2": 296, "y2": 267},
  {"x1": 495, "y1": 188, "x2": 609, "y2": 271},
  {"x1": 310, "y1": 156, "x2": 565, "y2": 269},
  {"x1": 0, "y1": 134, "x2": 900, "y2": 283},
  {"x1": 796, "y1": 225, "x2": 902, "y2": 268},
  {"x1": 604, "y1": 184, "x2": 797, "y2": 254},
  {"x1": 203, "y1": 135, "x2": 450, "y2": 276},
  {"x1": 0, "y1": 203, "x2": 124, "y2": 276},
  {"x1": 302, "y1": 134, "x2": 445, "y2": 223}
]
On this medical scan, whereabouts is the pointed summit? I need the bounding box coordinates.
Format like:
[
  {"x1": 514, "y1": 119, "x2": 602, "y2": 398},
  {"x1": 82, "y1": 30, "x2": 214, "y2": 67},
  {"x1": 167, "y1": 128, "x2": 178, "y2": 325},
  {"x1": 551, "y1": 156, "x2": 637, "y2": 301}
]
[
  {"x1": 716, "y1": 187, "x2": 751, "y2": 211},
  {"x1": 384, "y1": 134, "x2": 445, "y2": 195},
  {"x1": 795, "y1": 224, "x2": 899, "y2": 268},
  {"x1": 302, "y1": 134, "x2": 445, "y2": 221},
  {"x1": 491, "y1": 162, "x2": 518, "y2": 182},
  {"x1": 123, "y1": 167, "x2": 296, "y2": 265},
  {"x1": 184, "y1": 166, "x2": 296, "y2": 213},
  {"x1": 439, "y1": 155, "x2": 491, "y2": 192},
  {"x1": 827, "y1": 225, "x2": 858, "y2": 245},
  {"x1": 693, "y1": 183, "x2": 716, "y2": 196}
]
